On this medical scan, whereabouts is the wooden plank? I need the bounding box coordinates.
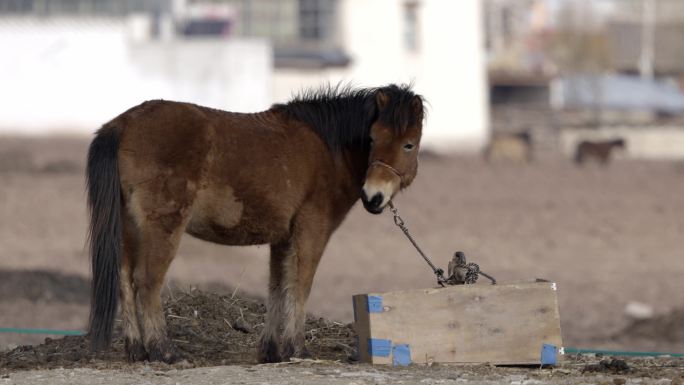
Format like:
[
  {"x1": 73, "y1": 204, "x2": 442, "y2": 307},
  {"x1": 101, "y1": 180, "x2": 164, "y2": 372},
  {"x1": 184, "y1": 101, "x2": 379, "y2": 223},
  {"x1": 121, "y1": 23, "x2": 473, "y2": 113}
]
[
  {"x1": 353, "y1": 281, "x2": 562, "y2": 365},
  {"x1": 352, "y1": 294, "x2": 371, "y2": 364}
]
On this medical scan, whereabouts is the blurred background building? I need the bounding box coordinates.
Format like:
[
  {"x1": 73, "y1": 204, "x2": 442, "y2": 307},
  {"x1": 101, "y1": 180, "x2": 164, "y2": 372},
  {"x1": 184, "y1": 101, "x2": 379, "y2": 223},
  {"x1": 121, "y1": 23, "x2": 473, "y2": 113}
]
[
  {"x1": 486, "y1": 0, "x2": 684, "y2": 159},
  {"x1": 3, "y1": 0, "x2": 684, "y2": 158},
  {"x1": 0, "y1": 0, "x2": 489, "y2": 152}
]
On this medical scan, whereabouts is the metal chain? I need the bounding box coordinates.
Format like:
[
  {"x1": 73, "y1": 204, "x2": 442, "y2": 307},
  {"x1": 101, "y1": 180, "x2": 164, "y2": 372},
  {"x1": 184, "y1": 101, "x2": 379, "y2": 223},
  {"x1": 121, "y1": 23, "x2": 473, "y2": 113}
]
[
  {"x1": 387, "y1": 201, "x2": 496, "y2": 286},
  {"x1": 448, "y1": 251, "x2": 497, "y2": 285},
  {"x1": 388, "y1": 201, "x2": 448, "y2": 287},
  {"x1": 473, "y1": 266, "x2": 497, "y2": 285}
]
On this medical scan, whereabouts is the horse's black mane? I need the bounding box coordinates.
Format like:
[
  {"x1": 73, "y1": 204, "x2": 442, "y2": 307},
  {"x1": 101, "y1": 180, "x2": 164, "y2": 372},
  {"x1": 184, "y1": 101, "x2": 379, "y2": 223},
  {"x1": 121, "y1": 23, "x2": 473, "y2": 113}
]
[{"x1": 273, "y1": 84, "x2": 423, "y2": 152}]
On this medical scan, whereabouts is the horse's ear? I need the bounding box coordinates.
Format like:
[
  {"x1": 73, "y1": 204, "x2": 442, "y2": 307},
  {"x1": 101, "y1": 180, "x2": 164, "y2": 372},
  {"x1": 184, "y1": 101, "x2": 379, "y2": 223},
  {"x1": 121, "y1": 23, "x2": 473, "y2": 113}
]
[
  {"x1": 376, "y1": 91, "x2": 389, "y2": 111},
  {"x1": 411, "y1": 95, "x2": 424, "y2": 118}
]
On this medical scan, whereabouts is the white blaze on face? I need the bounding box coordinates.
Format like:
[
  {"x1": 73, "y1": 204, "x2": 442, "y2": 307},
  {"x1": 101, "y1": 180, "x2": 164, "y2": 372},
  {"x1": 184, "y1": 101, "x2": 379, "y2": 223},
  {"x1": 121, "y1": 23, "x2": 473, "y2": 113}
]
[{"x1": 362, "y1": 179, "x2": 397, "y2": 209}]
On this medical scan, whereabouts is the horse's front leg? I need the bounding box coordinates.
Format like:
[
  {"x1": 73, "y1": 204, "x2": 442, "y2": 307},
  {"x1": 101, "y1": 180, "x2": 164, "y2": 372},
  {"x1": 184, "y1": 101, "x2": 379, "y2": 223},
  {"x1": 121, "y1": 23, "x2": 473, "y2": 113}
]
[
  {"x1": 258, "y1": 212, "x2": 331, "y2": 363},
  {"x1": 281, "y1": 218, "x2": 331, "y2": 361}
]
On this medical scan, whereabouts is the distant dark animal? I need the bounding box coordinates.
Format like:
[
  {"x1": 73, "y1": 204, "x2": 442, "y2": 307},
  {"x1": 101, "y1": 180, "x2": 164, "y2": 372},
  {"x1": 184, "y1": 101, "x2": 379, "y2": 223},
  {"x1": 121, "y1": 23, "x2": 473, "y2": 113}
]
[
  {"x1": 86, "y1": 84, "x2": 425, "y2": 364},
  {"x1": 484, "y1": 130, "x2": 533, "y2": 163},
  {"x1": 574, "y1": 138, "x2": 625, "y2": 165}
]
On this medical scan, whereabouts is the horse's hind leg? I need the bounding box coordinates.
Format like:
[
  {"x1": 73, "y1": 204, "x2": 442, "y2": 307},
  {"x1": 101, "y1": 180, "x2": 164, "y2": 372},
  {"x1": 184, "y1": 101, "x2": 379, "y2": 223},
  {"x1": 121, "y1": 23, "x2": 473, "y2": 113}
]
[
  {"x1": 133, "y1": 219, "x2": 187, "y2": 363},
  {"x1": 257, "y1": 241, "x2": 291, "y2": 363},
  {"x1": 280, "y1": 232, "x2": 327, "y2": 361},
  {"x1": 120, "y1": 214, "x2": 147, "y2": 361},
  {"x1": 126, "y1": 184, "x2": 193, "y2": 363}
]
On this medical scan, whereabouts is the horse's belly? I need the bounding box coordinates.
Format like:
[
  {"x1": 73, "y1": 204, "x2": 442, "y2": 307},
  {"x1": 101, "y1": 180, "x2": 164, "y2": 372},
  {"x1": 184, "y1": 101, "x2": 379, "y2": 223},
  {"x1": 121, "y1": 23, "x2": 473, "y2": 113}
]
[
  {"x1": 185, "y1": 220, "x2": 275, "y2": 246},
  {"x1": 185, "y1": 186, "x2": 290, "y2": 246}
]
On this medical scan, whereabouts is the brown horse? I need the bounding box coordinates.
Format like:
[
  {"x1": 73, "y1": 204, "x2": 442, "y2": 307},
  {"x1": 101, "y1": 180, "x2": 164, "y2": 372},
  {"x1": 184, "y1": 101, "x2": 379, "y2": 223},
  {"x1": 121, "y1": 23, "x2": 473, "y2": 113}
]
[
  {"x1": 86, "y1": 84, "x2": 424, "y2": 363},
  {"x1": 574, "y1": 138, "x2": 626, "y2": 165}
]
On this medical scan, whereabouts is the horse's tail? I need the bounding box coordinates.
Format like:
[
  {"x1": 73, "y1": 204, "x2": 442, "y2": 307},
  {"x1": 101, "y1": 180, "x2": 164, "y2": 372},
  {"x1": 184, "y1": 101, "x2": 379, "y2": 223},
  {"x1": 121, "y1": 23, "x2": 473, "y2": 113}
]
[{"x1": 86, "y1": 124, "x2": 123, "y2": 351}]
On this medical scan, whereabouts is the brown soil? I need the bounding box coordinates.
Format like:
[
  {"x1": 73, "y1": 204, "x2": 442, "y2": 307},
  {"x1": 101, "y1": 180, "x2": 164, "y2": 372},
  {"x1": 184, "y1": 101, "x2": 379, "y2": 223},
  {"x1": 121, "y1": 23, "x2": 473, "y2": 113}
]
[
  {"x1": 2, "y1": 289, "x2": 683, "y2": 384},
  {"x1": 615, "y1": 308, "x2": 684, "y2": 348},
  {"x1": 4, "y1": 359, "x2": 684, "y2": 385},
  {"x1": 0, "y1": 290, "x2": 354, "y2": 374},
  {"x1": 0, "y1": 270, "x2": 90, "y2": 304},
  {"x1": 1, "y1": 136, "x2": 684, "y2": 361}
]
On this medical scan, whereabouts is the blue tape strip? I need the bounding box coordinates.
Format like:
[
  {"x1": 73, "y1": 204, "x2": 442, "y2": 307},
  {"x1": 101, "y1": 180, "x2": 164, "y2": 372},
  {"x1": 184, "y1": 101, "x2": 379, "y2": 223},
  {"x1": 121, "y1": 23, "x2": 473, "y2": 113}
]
[
  {"x1": 541, "y1": 344, "x2": 558, "y2": 365},
  {"x1": 368, "y1": 338, "x2": 392, "y2": 357},
  {"x1": 367, "y1": 295, "x2": 383, "y2": 313},
  {"x1": 392, "y1": 344, "x2": 412, "y2": 366}
]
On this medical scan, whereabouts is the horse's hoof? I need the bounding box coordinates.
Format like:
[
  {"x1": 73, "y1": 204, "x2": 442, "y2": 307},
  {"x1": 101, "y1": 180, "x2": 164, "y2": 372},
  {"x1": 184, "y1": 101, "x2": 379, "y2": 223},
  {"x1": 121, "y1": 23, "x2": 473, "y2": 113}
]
[
  {"x1": 297, "y1": 346, "x2": 312, "y2": 359},
  {"x1": 147, "y1": 340, "x2": 181, "y2": 364},
  {"x1": 257, "y1": 338, "x2": 282, "y2": 363},
  {"x1": 125, "y1": 339, "x2": 149, "y2": 362},
  {"x1": 281, "y1": 341, "x2": 309, "y2": 361}
]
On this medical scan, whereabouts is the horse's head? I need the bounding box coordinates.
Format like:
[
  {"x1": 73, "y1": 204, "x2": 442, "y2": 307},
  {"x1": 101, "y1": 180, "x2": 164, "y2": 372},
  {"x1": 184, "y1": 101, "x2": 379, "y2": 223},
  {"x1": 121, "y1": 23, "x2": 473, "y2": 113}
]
[{"x1": 361, "y1": 86, "x2": 424, "y2": 214}]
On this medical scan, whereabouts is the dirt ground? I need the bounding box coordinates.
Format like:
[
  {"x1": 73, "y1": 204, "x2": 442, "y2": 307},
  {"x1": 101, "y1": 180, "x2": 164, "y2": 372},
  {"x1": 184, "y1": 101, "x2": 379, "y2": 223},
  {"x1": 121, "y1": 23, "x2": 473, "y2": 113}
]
[
  {"x1": 3, "y1": 357, "x2": 682, "y2": 385},
  {"x1": 0, "y1": 290, "x2": 354, "y2": 372},
  {"x1": 1, "y1": 136, "x2": 683, "y2": 379},
  {"x1": 1, "y1": 290, "x2": 683, "y2": 384}
]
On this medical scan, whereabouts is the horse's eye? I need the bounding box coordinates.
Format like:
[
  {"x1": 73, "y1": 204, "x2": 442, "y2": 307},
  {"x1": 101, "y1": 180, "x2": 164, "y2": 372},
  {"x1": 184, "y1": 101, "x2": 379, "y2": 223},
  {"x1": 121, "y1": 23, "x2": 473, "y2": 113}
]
[
  {"x1": 403, "y1": 143, "x2": 415, "y2": 151},
  {"x1": 369, "y1": 138, "x2": 374, "y2": 147}
]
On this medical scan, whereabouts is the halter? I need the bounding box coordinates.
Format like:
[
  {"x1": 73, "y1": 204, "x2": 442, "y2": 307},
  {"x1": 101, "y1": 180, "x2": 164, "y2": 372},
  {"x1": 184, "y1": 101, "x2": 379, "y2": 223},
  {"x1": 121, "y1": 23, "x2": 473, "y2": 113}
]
[{"x1": 368, "y1": 160, "x2": 404, "y2": 183}]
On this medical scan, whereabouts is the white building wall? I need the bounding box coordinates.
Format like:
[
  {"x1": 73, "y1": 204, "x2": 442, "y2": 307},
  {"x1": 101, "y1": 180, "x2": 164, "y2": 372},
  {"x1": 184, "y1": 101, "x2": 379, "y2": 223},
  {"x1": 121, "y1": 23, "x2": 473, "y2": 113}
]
[
  {"x1": 0, "y1": 17, "x2": 272, "y2": 135},
  {"x1": 273, "y1": 0, "x2": 490, "y2": 153},
  {"x1": 419, "y1": 0, "x2": 489, "y2": 152},
  {"x1": 1, "y1": 2, "x2": 489, "y2": 152}
]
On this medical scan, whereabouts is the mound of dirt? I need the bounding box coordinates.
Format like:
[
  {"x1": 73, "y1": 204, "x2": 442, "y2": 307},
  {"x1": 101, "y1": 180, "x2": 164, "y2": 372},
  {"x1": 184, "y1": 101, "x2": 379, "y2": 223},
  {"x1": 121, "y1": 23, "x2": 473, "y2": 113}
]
[
  {"x1": 0, "y1": 136, "x2": 87, "y2": 174},
  {"x1": 0, "y1": 270, "x2": 90, "y2": 304},
  {"x1": 0, "y1": 290, "x2": 355, "y2": 373},
  {"x1": 0, "y1": 148, "x2": 35, "y2": 173},
  {"x1": 0, "y1": 269, "x2": 248, "y2": 307},
  {"x1": 619, "y1": 307, "x2": 684, "y2": 343}
]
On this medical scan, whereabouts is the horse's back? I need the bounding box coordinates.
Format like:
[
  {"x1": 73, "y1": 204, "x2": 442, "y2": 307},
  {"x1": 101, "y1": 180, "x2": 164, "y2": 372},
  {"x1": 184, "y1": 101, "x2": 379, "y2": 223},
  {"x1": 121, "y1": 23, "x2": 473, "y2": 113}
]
[
  {"x1": 113, "y1": 100, "x2": 329, "y2": 246},
  {"x1": 114, "y1": 100, "x2": 213, "y2": 202}
]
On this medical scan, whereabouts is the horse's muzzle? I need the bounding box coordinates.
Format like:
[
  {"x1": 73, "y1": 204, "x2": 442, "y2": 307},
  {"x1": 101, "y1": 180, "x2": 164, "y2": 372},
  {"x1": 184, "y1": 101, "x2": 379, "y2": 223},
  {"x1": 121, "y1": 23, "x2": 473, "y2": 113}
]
[{"x1": 361, "y1": 190, "x2": 385, "y2": 214}]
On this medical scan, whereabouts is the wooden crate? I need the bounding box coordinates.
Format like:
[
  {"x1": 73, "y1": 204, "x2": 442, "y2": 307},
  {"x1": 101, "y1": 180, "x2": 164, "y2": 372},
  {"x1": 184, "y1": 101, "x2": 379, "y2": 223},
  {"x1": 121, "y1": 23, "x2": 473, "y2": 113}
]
[{"x1": 353, "y1": 281, "x2": 562, "y2": 366}]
